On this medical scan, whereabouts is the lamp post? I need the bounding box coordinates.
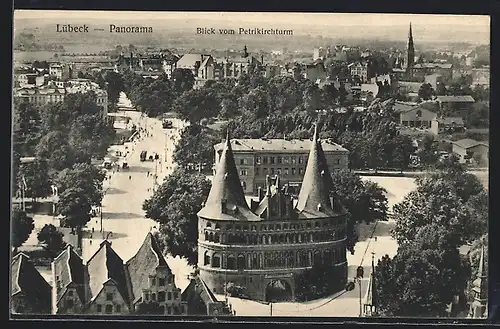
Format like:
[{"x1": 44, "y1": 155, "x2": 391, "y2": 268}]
[
  {"x1": 355, "y1": 265, "x2": 365, "y2": 317},
  {"x1": 100, "y1": 202, "x2": 103, "y2": 233}
]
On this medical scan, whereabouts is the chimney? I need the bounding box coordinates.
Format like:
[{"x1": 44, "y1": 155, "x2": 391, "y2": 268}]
[
  {"x1": 257, "y1": 187, "x2": 263, "y2": 202},
  {"x1": 261, "y1": 55, "x2": 264, "y2": 64}
]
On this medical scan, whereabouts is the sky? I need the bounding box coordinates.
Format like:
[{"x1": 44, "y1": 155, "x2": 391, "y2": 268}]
[{"x1": 14, "y1": 11, "x2": 490, "y2": 44}]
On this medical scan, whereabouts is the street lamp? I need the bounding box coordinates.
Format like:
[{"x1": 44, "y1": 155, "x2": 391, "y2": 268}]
[{"x1": 355, "y1": 265, "x2": 365, "y2": 317}]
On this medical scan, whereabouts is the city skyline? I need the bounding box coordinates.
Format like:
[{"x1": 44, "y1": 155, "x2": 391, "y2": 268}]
[{"x1": 14, "y1": 11, "x2": 490, "y2": 45}]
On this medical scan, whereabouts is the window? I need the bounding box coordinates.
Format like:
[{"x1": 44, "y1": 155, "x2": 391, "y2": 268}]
[
  {"x1": 97, "y1": 304, "x2": 102, "y2": 312},
  {"x1": 240, "y1": 159, "x2": 244, "y2": 165},
  {"x1": 336, "y1": 159, "x2": 340, "y2": 165},
  {"x1": 159, "y1": 278, "x2": 166, "y2": 286},
  {"x1": 105, "y1": 305, "x2": 113, "y2": 314},
  {"x1": 299, "y1": 168, "x2": 304, "y2": 175},
  {"x1": 116, "y1": 304, "x2": 121, "y2": 313},
  {"x1": 158, "y1": 291, "x2": 166, "y2": 302},
  {"x1": 256, "y1": 156, "x2": 261, "y2": 164},
  {"x1": 298, "y1": 156, "x2": 304, "y2": 164},
  {"x1": 168, "y1": 276, "x2": 173, "y2": 284},
  {"x1": 284, "y1": 157, "x2": 289, "y2": 164},
  {"x1": 240, "y1": 169, "x2": 248, "y2": 176},
  {"x1": 255, "y1": 167, "x2": 260, "y2": 175},
  {"x1": 167, "y1": 306, "x2": 172, "y2": 315},
  {"x1": 277, "y1": 156, "x2": 282, "y2": 164},
  {"x1": 291, "y1": 168, "x2": 296, "y2": 175},
  {"x1": 270, "y1": 156, "x2": 276, "y2": 164},
  {"x1": 271, "y1": 168, "x2": 275, "y2": 175},
  {"x1": 68, "y1": 290, "x2": 74, "y2": 297},
  {"x1": 150, "y1": 277, "x2": 156, "y2": 287},
  {"x1": 168, "y1": 291, "x2": 172, "y2": 300},
  {"x1": 263, "y1": 168, "x2": 268, "y2": 175},
  {"x1": 174, "y1": 292, "x2": 179, "y2": 300},
  {"x1": 263, "y1": 157, "x2": 268, "y2": 164},
  {"x1": 106, "y1": 293, "x2": 113, "y2": 301},
  {"x1": 277, "y1": 168, "x2": 281, "y2": 175},
  {"x1": 284, "y1": 168, "x2": 289, "y2": 175}
]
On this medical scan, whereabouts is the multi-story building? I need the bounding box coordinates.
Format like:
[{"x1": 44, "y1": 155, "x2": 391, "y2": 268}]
[
  {"x1": 198, "y1": 128, "x2": 349, "y2": 302},
  {"x1": 213, "y1": 138, "x2": 349, "y2": 195},
  {"x1": 430, "y1": 116, "x2": 465, "y2": 135},
  {"x1": 411, "y1": 63, "x2": 453, "y2": 82},
  {"x1": 436, "y1": 95, "x2": 475, "y2": 113},
  {"x1": 348, "y1": 62, "x2": 369, "y2": 83},
  {"x1": 14, "y1": 79, "x2": 109, "y2": 118},
  {"x1": 49, "y1": 63, "x2": 74, "y2": 80},
  {"x1": 395, "y1": 103, "x2": 437, "y2": 128},
  {"x1": 16, "y1": 73, "x2": 45, "y2": 88},
  {"x1": 11, "y1": 253, "x2": 52, "y2": 315},
  {"x1": 51, "y1": 233, "x2": 188, "y2": 315},
  {"x1": 471, "y1": 67, "x2": 490, "y2": 89}
]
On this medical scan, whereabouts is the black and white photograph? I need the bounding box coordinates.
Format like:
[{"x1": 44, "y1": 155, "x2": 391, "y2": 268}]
[{"x1": 11, "y1": 10, "x2": 490, "y2": 319}]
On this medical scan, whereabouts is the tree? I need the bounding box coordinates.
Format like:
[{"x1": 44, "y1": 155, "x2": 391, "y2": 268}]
[
  {"x1": 142, "y1": 168, "x2": 211, "y2": 265},
  {"x1": 435, "y1": 82, "x2": 447, "y2": 96},
  {"x1": 173, "y1": 124, "x2": 220, "y2": 171},
  {"x1": 57, "y1": 187, "x2": 92, "y2": 251},
  {"x1": 330, "y1": 169, "x2": 388, "y2": 253},
  {"x1": 417, "y1": 134, "x2": 439, "y2": 168},
  {"x1": 12, "y1": 207, "x2": 35, "y2": 252},
  {"x1": 35, "y1": 130, "x2": 76, "y2": 176},
  {"x1": 17, "y1": 158, "x2": 52, "y2": 202},
  {"x1": 13, "y1": 100, "x2": 42, "y2": 157},
  {"x1": 171, "y1": 68, "x2": 195, "y2": 94},
  {"x1": 102, "y1": 71, "x2": 125, "y2": 105},
  {"x1": 37, "y1": 224, "x2": 67, "y2": 257},
  {"x1": 172, "y1": 89, "x2": 220, "y2": 123},
  {"x1": 418, "y1": 83, "x2": 434, "y2": 101},
  {"x1": 55, "y1": 163, "x2": 105, "y2": 207},
  {"x1": 392, "y1": 178, "x2": 476, "y2": 247},
  {"x1": 375, "y1": 227, "x2": 470, "y2": 317}
]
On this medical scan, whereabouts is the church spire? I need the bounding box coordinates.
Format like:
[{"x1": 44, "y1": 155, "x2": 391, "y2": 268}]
[
  {"x1": 296, "y1": 121, "x2": 342, "y2": 218},
  {"x1": 469, "y1": 238, "x2": 488, "y2": 318},
  {"x1": 407, "y1": 22, "x2": 415, "y2": 69},
  {"x1": 198, "y1": 129, "x2": 251, "y2": 220},
  {"x1": 363, "y1": 253, "x2": 378, "y2": 316}
]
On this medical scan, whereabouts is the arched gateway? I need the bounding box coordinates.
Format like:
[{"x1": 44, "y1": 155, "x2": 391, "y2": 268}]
[{"x1": 265, "y1": 279, "x2": 293, "y2": 303}]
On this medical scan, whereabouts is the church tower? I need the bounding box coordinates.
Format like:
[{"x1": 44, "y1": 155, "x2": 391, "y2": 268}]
[
  {"x1": 407, "y1": 23, "x2": 415, "y2": 70},
  {"x1": 243, "y1": 45, "x2": 249, "y2": 58}
]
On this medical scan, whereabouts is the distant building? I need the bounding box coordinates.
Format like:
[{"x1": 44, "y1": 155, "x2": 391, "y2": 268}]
[
  {"x1": 303, "y1": 63, "x2": 327, "y2": 82},
  {"x1": 471, "y1": 68, "x2": 490, "y2": 89},
  {"x1": 213, "y1": 138, "x2": 349, "y2": 195},
  {"x1": 162, "y1": 53, "x2": 180, "y2": 79},
  {"x1": 11, "y1": 253, "x2": 52, "y2": 315},
  {"x1": 424, "y1": 74, "x2": 443, "y2": 90},
  {"x1": 451, "y1": 138, "x2": 489, "y2": 166},
  {"x1": 395, "y1": 103, "x2": 437, "y2": 128},
  {"x1": 430, "y1": 117, "x2": 465, "y2": 135},
  {"x1": 49, "y1": 63, "x2": 74, "y2": 80},
  {"x1": 435, "y1": 95, "x2": 475, "y2": 113},
  {"x1": 14, "y1": 79, "x2": 108, "y2": 117},
  {"x1": 16, "y1": 73, "x2": 45, "y2": 88},
  {"x1": 51, "y1": 234, "x2": 190, "y2": 315},
  {"x1": 406, "y1": 23, "x2": 415, "y2": 70},
  {"x1": 313, "y1": 47, "x2": 327, "y2": 61},
  {"x1": 348, "y1": 62, "x2": 368, "y2": 83},
  {"x1": 411, "y1": 63, "x2": 453, "y2": 82}
]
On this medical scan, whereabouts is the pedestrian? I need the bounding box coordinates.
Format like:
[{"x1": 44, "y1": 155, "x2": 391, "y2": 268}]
[
  {"x1": 129, "y1": 175, "x2": 132, "y2": 180},
  {"x1": 92, "y1": 227, "x2": 94, "y2": 233},
  {"x1": 374, "y1": 236, "x2": 378, "y2": 242}
]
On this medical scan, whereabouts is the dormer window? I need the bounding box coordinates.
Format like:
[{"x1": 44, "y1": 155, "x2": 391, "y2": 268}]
[{"x1": 317, "y1": 204, "x2": 323, "y2": 212}]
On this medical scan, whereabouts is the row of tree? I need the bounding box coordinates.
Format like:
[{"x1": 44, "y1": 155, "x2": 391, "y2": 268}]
[{"x1": 375, "y1": 158, "x2": 488, "y2": 317}]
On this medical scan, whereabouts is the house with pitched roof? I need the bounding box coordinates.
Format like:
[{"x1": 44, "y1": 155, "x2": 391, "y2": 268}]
[
  {"x1": 451, "y1": 138, "x2": 489, "y2": 166},
  {"x1": 182, "y1": 276, "x2": 233, "y2": 316},
  {"x1": 11, "y1": 253, "x2": 52, "y2": 314},
  {"x1": 436, "y1": 95, "x2": 475, "y2": 113},
  {"x1": 430, "y1": 116, "x2": 465, "y2": 135},
  {"x1": 198, "y1": 127, "x2": 349, "y2": 302},
  {"x1": 394, "y1": 102, "x2": 437, "y2": 128},
  {"x1": 50, "y1": 233, "x2": 194, "y2": 315}
]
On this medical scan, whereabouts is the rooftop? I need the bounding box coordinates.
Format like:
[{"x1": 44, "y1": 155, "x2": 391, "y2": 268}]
[
  {"x1": 214, "y1": 138, "x2": 348, "y2": 153},
  {"x1": 452, "y1": 138, "x2": 488, "y2": 149},
  {"x1": 436, "y1": 95, "x2": 475, "y2": 103},
  {"x1": 434, "y1": 116, "x2": 465, "y2": 125}
]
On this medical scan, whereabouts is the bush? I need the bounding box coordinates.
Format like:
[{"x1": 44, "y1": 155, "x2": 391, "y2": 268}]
[{"x1": 225, "y1": 282, "x2": 248, "y2": 298}]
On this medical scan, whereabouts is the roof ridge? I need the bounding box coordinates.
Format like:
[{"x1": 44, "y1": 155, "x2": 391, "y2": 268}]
[{"x1": 66, "y1": 247, "x2": 73, "y2": 285}]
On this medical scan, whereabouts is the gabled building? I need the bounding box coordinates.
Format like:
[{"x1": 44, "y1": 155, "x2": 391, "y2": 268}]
[
  {"x1": 182, "y1": 276, "x2": 233, "y2": 316},
  {"x1": 348, "y1": 62, "x2": 369, "y2": 83},
  {"x1": 436, "y1": 95, "x2": 475, "y2": 113},
  {"x1": 198, "y1": 128, "x2": 349, "y2": 302},
  {"x1": 11, "y1": 253, "x2": 52, "y2": 314},
  {"x1": 395, "y1": 103, "x2": 437, "y2": 128},
  {"x1": 430, "y1": 116, "x2": 465, "y2": 136},
  {"x1": 50, "y1": 233, "x2": 190, "y2": 315}
]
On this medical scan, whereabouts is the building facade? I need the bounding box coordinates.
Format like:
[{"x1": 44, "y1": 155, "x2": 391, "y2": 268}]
[
  {"x1": 11, "y1": 253, "x2": 52, "y2": 315},
  {"x1": 50, "y1": 233, "x2": 188, "y2": 315},
  {"x1": 436, "y1": 95, "x2": 475, "y2": 113},
  {"x1": 213, "y1": 138, "x2": 349, "y2": 195},
  {"x1": 430, "y1": 117, "x2": 465, "y2": 135},
  {"x1": 348, "y1": 62, "x2": 369, "y2": 83},
  {"x1": 397, "y1": 106, "x2": 437, "y2": 128},
  {"x1": 199, "y1": 128, "x2": 349, "y2": 302},
  {"x1": 451, "y1": 139, "x2": 489, "y2": 166}
]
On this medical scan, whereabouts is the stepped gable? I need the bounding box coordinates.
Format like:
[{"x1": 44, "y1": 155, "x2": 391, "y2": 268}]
[
  {"x1": 87, "y1": 240, "x2": 130, "y2": 305},
  {"x1": 53, "y1": 245, "x2": 86, "y2": 304},
  {"x1": 198, "y1": 131, "x2": 261, "y2": 221},
  {"x1": 11, "y1": 253, "x2": 52, "y2": 313},
  {"x1": 295, "y1": 124, "x2": 346, "y2": 219},
  {"x1": 255, "y1": 176, "x2": 295, "y2": 220},
  {"x1": 126, "y1": 232, "x2": 172, "y2": 303}
]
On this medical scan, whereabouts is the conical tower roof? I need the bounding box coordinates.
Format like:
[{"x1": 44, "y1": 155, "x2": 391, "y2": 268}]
[
  {"x1": 472, "y1": 240, "x2": 488, "y2": 301},
  {"x1": 295, "y1": 124, "x2": 346, "y2": 218},
  {"x1": 198, "y1": 131, "x2": 260, "y2": 221}
]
